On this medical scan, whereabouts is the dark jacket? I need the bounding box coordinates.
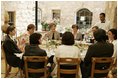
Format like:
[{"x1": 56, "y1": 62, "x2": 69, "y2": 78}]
[
  {"x1": 23, "y1": 44, "x2": 47, "y2": 78},
  {"x1": 3, "y1": 35, "x2": 23, "y2": 69},
  {"x1": 83, "y1": 41, "x2": 114, "y2": 77}
]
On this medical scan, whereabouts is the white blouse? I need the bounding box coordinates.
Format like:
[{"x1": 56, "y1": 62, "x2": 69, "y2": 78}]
[
  {"x1": 51, "y1": 45, "x2": 82, "y2": 78},
  {"x1": 111, "y1": 40, "x2": 117, "y2": 64}
]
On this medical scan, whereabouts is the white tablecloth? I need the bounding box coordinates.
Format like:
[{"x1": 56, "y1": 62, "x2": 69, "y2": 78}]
[{"x1": 39, "y1": 40, "x2": 91, "y2": 61}]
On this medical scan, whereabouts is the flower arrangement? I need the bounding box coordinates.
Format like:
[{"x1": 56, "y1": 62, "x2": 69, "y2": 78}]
[
  {"x1": 51, "y1": 18, "x2": 59, "y2": 25},
  {"x1": 41, "y1": 20, "x2": 49, "y2": 31},
  {"x1": 41, "y1": 18, "x2": 59, "y2": 31},
  {"x1": 45, "y1": 40, "x2": 61, "y2": 48},
  {"x1": 41, "y1": 20, "x2": 48, "y2": 26},
  {"x1": 65, "y1": 27, "x2": 72, "y2": 32}
]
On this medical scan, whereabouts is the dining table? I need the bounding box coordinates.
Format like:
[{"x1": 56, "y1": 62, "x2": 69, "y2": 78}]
[{"x1": 39, "y1": 40, "x2": 92, "y2": 61}]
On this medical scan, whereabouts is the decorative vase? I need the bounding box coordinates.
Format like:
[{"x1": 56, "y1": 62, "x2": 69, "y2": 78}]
[{"x1": 42, "y1": 25, "x2": 47, "y2": 31}]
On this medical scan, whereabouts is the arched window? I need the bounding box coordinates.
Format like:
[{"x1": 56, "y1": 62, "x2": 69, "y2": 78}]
[{"x1": 76, "y1": 8, "x2": 92, "y2": 30}]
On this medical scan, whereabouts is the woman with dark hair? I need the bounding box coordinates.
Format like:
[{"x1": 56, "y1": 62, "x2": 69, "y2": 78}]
[
  {"x1": 51, "y1": 32, "x2": 81, "y2": 78},
  {"x1": 18, "y1": 24, "x2": 35, "y2": 52},
  {"x1": 23, "y1": 33, "x2": 47, "y2": 78},
  {"x1": 108, "y1": 29, "x2": 117, "y2": 64},
  {"x1": 72, "y1": 24, "x2": 82, "y2": 41},
  {"x1": 82, "y1": 29, "x2": 114, "y2": 78},
  {"x1": 3, "y1": 26, "x2": 23, "y2": 69}
]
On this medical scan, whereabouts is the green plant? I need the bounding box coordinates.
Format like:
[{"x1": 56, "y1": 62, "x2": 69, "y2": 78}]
[
  {"x1": 41, "y1": 21, "x2": 48, "y2": 26},
  {"x1": 41, "y1": 20, "x2": 49, "y2": 31},
  {"x1": 65, "y1": 27, "x2": 72, "y2": 32},
  {"x1": 53, "y1": 20, "x2": 59, "y2": 25}
]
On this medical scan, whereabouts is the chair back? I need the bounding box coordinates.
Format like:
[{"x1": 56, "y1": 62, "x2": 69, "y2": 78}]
[
  {"x1": 1, "y1": 44, "x2": 8, "y2": 65},
  {"x1": 56, "y1": 57, "x2": 81, "y2": 78},
  {"x1": 114, "y1": 58, "x2": 117, "y2": 67},
  {"x1": 24, "y1": 56, "x2": 48, "y2": 78},
  {"x1": 91, "y1": 57, "x2": 114, "y2": 78}
]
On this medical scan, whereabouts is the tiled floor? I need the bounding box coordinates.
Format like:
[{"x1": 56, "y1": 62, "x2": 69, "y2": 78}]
[{"x1": 1, "y1": 55, "x2": 22, "y2": 78}]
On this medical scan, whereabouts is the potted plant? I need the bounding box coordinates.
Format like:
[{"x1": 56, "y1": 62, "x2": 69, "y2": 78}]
[{"x1": 41, "y1": 20, "x2": 48, "y2": 31}]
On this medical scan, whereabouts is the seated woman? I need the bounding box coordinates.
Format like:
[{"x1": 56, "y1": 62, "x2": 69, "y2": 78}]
[
  {"x1": 3, "y1": 26, "x2": 23, "y2": 69},
  {"x1": 72, "y1": 24, "x2": 82, "y2": 41},
  {"x1": 82, "y1": 29, "x2": 114, "y2": 78},
  {"x1": 108, "y1": 29, "x2": 117, "y2": 65},
  {"x1": 23, "y1": 33, "x2": 47, "y2": 78},
  {"x1": 43, "y1": 23, "x2": 60, "y2": 40},
  {"x1": 17, "y1": 24, "x2": 35, "y2": 52},
  {"x1": 51, "y1": 32, "x2": 81, "y2": 78}
]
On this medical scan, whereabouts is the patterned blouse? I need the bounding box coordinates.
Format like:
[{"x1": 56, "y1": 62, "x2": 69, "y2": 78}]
[{"x1": 16, "y1": 32, "x2": 30, "y2": 52}]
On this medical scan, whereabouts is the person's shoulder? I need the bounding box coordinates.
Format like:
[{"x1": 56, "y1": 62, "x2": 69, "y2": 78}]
[
  {"x1": 57, "y1": 45, "x2": 67, "y2": 50},
  {"x1": 57, "y1": 45, "x2": 64, "y2": 48},
  {"x1": 4, "y1": 39, "x2": 14, "y2": 47},
  {"x1": 88, "y1": 43, "x2": 97, "y2": 48},
  {"x1": 46, "y1": 31, "x2": 52, "y2": 35},
  {"x1": 55, "y1": 31, "x2": 60, "y2": 34},
  {"x1": 71, "y1": 46, "x2": 80, "y2": 53},
  {"x1": 3, "y1": 39, "x2": 9, "y2": 44},
  {"x1": 77, "y1": 31, "x2": 82, "y2": 34},
  {"x1": 4, "y1": 36, "x2": 9, "y2": 41},
  {"x1": 39, "y1": 47, "x2": 46, "y2": 53},
  {"x1": 113, "y1": 40, "x2": 117, "y2": 47},
  {"x1": 40, "y1": 48, "x2": 46, "y2": 52},
  {"x1": 25, "y1": 45, "x2": 32, "y2": 51},
  {"x1": 4, "y1": 36, "x2": 12, "y2": 42},
  {"x1": 114, "y1": 40, "x2": 117, "y2": 44},
  {"x1": 39, "y1": 48, "x2": 47, "y2": 55},
  {"x1": 71, "y1": 45, "x2": 79, "y2": 50},
  {"x1": 94, "y1": 21, "x2": 101, "y2": 25},
  {"x1": 25, "y1": 45, "x2": 30, "y2": 48},
  {"x1": 106, "y1": 42, "x2": 114, "y2": 46}
]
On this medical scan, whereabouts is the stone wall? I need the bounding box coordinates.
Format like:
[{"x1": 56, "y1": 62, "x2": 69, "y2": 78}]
[
  {"x1": 39, "y1": 1, "x2": 106, "y2": 30},
  {"x1": 1, "y1": 1, "x2": 117, "y2": 37},
  {"x1": 1, "y1": 1, "x2": 35, "y2": 36}
]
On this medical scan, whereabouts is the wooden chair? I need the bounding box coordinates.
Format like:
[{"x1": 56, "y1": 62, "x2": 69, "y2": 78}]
[
  {"x1": 91, "y1": 57, "x2": 114, "y2": 78},
  {"x1": 114, "y1": 58, "x2": 117, "y2": 67},
  {"x1": 56, "y1": 57, "x2": 81, "y2": 78},
  {"x1": 1, "y1": 44, "x2": 22, "y2": 78},
  {"x1": 23, "y1": 56, "x2": 48, "y2": 78}
]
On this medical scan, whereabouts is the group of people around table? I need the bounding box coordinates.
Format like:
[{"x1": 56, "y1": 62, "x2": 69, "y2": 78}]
[{"x1": 2, "y1": 12, "x2": 117, "y2": 78}]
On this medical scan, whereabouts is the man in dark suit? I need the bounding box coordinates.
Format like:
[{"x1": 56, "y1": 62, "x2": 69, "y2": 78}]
[
  {"x1": 81, "y1": 29, "x2": 114, "y2": 78},
  {"x1": 23, "y1": 33, "x2": 47, "y2": 78},
  {"x1": 3, "y1": 26, "x2": 23, "y2": 69}
]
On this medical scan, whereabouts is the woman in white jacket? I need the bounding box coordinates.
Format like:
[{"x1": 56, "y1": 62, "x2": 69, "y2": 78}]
[
  {"x1": 108, "y1": 29, "x2": 117, "y2": 64},
  {"x1": 51, "y1": 32, "x2": 82, "y2": 78}
]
